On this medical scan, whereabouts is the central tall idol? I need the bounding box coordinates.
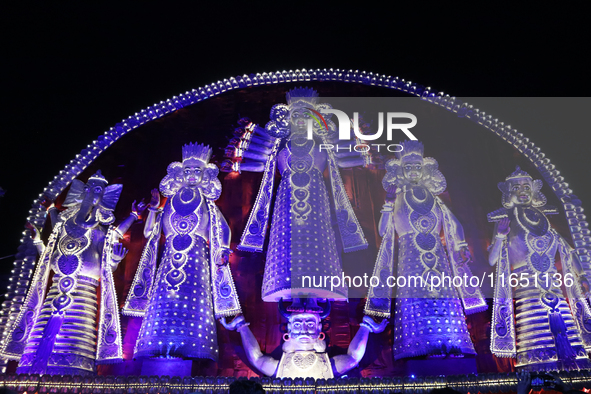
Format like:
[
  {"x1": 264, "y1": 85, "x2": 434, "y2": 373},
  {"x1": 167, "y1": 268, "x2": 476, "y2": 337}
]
[
  {"x1": 365, "y1": 141, "x2": 487, "y2": 360},
  {"x1": 222, "y1": 88, "x2": 372, "y2": 305},
  {"x1": 124, "y1": 142, "x2": 241, "y2": 361}
]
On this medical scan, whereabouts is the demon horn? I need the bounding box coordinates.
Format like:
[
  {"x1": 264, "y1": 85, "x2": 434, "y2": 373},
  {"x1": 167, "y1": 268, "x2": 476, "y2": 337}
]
[
  {"x1": 319, "y1": 300, "x2": 331, "y2": 319},
  {"x1": 278, "y1": 298, "x2": 291, "y2": 320}
]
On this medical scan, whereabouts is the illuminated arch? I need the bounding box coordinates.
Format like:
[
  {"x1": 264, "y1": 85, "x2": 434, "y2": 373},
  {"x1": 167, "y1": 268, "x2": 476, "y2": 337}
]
[{"x1": 2, "y1": 69, "x2": 588, "y2": 361}]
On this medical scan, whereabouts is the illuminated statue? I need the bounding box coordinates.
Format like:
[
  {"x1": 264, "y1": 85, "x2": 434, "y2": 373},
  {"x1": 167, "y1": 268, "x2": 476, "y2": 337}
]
[
  {"x1": 124, "y1": 142, "x2": 241, "y2": 361},
  {"x1": 365, "y1": 141, "x2": 487, "y2": 359},
  {"x1": 221, "y1": 88, "x2": 374, "y2": 304},
  {"x1": 488, "y1": 166, "x2": 591, "y2": 370},
  {"x1": 0, "y1": 171, "x2": 142, "y2": 375},
  {"x1": 221, "y1": 300, "x2": 387, "y2": 378}
]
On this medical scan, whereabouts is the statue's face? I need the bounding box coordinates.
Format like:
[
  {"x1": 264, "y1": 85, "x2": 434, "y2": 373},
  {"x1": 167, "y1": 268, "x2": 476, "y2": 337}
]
[
  {"x1": 508, "y1": 178, "x2": 533, "y2": 206},
  {"x1": 288, "y1": 313, "x2": 322, "y2": 351},
  {"x1": 183, "y1": 161, "x2": 206, "y2": 187},
  {"x1": 402, "y1": 159, "x2": 423, "y2": 183},
  {"x1": 83, "y1": 179, "x2": 107, "y2": 206},
  {"x1": 289, "y1": 106, "x2": 311, "y2": 130}
]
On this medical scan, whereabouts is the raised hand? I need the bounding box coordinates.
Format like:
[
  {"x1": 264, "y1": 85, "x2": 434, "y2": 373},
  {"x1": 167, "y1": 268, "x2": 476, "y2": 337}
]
[
  {"x1": 131, "y1": 199, "x2": 147, "y2": 216},
  {"x1": 516, "y1": 371, "x2": 531, "y2": 394},
  {"x1": 459, "y1": 246, "x2": 472, "y2": 264},
  {"x1": 362, "y1": 315, "x2": 389, "y2": 333},
  {"x1": 112, "y1": 242, "x2": 128, "y2": 262},
  {"x1": 148, "y1": 189, "x2": 160, "y2": 208},
  {"x1": 25, "y1": 222, "x2": 41, "y2": 243},
  {"x1": 497, "y1": 217, "x2": 511, "y2": 237},
  {"x1": 216, "y1": 248, "x2": 233, "y2": 266},
  {"x1": 385, "y1": 185, "x2": 397, "y2": 203},
  {"x1": 219, "y1": 315, "x2": 249, "y2": 331}
]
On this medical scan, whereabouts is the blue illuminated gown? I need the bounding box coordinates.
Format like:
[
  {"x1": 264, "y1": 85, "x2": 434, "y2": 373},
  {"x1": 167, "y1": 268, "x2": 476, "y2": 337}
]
[
  {"x1": 132, "y1": 188, "x2": 241, "y2": 361},
  {"x1": 366, "y1": 185, "x2": 486, "y2": 359},
  {"x1": 262, "y1": 133, "x2": 347, "y2": 301}
]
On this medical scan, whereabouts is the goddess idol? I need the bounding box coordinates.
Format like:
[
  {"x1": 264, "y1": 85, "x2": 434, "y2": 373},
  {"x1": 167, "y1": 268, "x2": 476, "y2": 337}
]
[
  {"x1": 365, "y1": 141, "x2": 487, "y2": 359},
  {"x1": 488, "y1": 166, "x2": 591, "y2": 370},
  {"x1": 123, "y1": 142, "x2": 241, "y2": 362},
  {"x1": 221, "y1": 88, "x2": 374, "y2": 305},
  {"x1": 0, "y1": 171, "x2": 142, "y2": 375}
]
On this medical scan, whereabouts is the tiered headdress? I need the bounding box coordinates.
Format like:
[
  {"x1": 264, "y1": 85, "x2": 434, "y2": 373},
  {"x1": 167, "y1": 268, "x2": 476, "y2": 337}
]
[
  {"x1": 286, "y1": 87, "x2": 319, "y2": 107},
  {"x1": 498, "y1": 166, "x2": 546, "y2": 208},
  {"x1": 394, "y1": 140, "x2": 425, "y2": 164},
  {"x1": 88, "y1": 170, "x2": 109, "y2": 184},
  {"x1": 159, "y1": 142, "x2": 221, "y2": 200},
  {"x1": 383, "y1": 140, "x2": 446, "y2": 195},
  {"x1": 182, "y1": 142, "x2": 212, "y2": 164}
]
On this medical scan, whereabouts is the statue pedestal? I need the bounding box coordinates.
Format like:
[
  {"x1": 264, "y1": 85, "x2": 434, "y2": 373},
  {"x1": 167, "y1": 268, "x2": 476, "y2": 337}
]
[
  {"x1": 404, "y1": 357, "x2": 477, "y2": 377},
  {"x1": 140, "y1": 359, "x2": 193, "y2": 377}
]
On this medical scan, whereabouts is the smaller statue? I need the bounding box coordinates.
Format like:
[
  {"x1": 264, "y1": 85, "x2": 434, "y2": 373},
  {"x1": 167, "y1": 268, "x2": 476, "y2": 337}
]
[
  {"x1": 124, "y1": 142, "x2": 241, "y2": 362},
  {"x1": 488, "y1": 166, "x2": 591, "y2": 371},
  {"x1": 365, "y1": 141, "x2": 486, "y2": 360},
  {"x1": 221, "y1": 300, "x2": 387, "y2": 379},
  {"x1": 0, "y1": 171, "x2": 143, "y2": 375}
]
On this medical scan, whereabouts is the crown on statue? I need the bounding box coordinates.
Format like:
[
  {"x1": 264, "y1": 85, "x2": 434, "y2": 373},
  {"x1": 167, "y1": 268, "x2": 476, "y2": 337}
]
[
  {"x1": 394, "y1": 140, "x2": 424, "y2": 162},
  {"x1": 286, "y1": 87, "x2": 319, "y2": 106},
  {"x1": 505, "y1": 166, "x2": 532, "y2": 181},
  {"x1": 182, "y1": 142, "x2": 212, "y2": 164},
  {"x1": 88, "y1": 170, "x2": 108, "y2": 185}
]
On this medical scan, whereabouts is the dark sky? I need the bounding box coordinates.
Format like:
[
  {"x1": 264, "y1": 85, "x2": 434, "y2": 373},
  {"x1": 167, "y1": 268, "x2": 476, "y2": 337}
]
[{"x1": 0, "y1": 4, "x2": 589, "y2": 259}]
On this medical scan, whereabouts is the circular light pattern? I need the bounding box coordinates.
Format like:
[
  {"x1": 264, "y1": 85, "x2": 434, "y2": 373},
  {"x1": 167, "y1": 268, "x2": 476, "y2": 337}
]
[{"x1": 2, "y1": 68, "x2": 589, "y2": 362}]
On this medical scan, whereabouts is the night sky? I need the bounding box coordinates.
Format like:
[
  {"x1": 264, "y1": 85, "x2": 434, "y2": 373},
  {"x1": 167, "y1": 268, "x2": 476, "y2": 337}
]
[{"x1": 1, "y1": 4, "x2": 589, "y2": 264}]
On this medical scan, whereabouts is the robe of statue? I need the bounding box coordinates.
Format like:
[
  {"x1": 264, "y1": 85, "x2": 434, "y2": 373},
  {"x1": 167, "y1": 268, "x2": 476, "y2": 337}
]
[{"x1": 365, "y1": 142, "x2": 486, "y2": 359}]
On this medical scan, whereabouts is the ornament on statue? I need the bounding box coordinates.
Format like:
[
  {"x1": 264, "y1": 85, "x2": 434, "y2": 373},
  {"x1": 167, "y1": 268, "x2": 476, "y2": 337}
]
[
  {"x1": 0, "y1": 171, "x2": 144, "y2": 375},
  {"x1": 221, "y1": 299, "x2": 387, "y2": 378},
  {"x1": 124, "y1": 142, "x2": 242, "y2": 362},
  {"x1": 488, "y1": 166, "x2": 591, "y2": 371}
]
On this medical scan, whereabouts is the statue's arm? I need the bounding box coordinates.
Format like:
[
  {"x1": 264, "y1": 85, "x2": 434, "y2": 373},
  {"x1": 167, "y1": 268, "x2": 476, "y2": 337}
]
[
  {"x1": 337, "y1": 156, "x2": 367, "y2": 168},
  {"x1": 332, "y1": 326, "x2": 370, "y2": 374},
  {"x1": 116, "y1": 199, "x2": 147, "y2": 236},
  {"x1": 220, "y1": 316, "x2": 279, "y2": 376},
  {"x1": 332, "y1": 316, "x2": 388, "y2": 375},
  {"x1": 47, "y1": 205, "x2": 59, "y2": 229},
  {"x1": 439, "y1": 200, "x2": 467, "y2": 249},
  {"x1": 489, "y1": 218, "x2": 510, "y2": 266},
  {"x1": 221, "y1": 159, "x2": 267, "y2": 173},
  {"x1": 378, "y1": 187, "x2": 397, "y2": 237},
  {"x1": 140, "y1": 189, "x2": 162, "y2": 238},
  {"x1": 239, "y1": 324, "x2": 279, "y2": 376},
  {"x1": 438, "y1": 198, "x2": 476, "y2": 264},
  {"x1": 557, "y1": 233, "x2": 584, "y2": 275},
  {"x1": 218, "y1": 207, "x2": 232, "y2": 249},
  {"x1": 378, "y1": 203, "x2": 395, "y2": 237},
  {"x1": 221, "y1": 119, "x2": 277, "y2": 174},
  {"x1": 27, "y1": 223, "x2": 45, "y2": 255}
]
